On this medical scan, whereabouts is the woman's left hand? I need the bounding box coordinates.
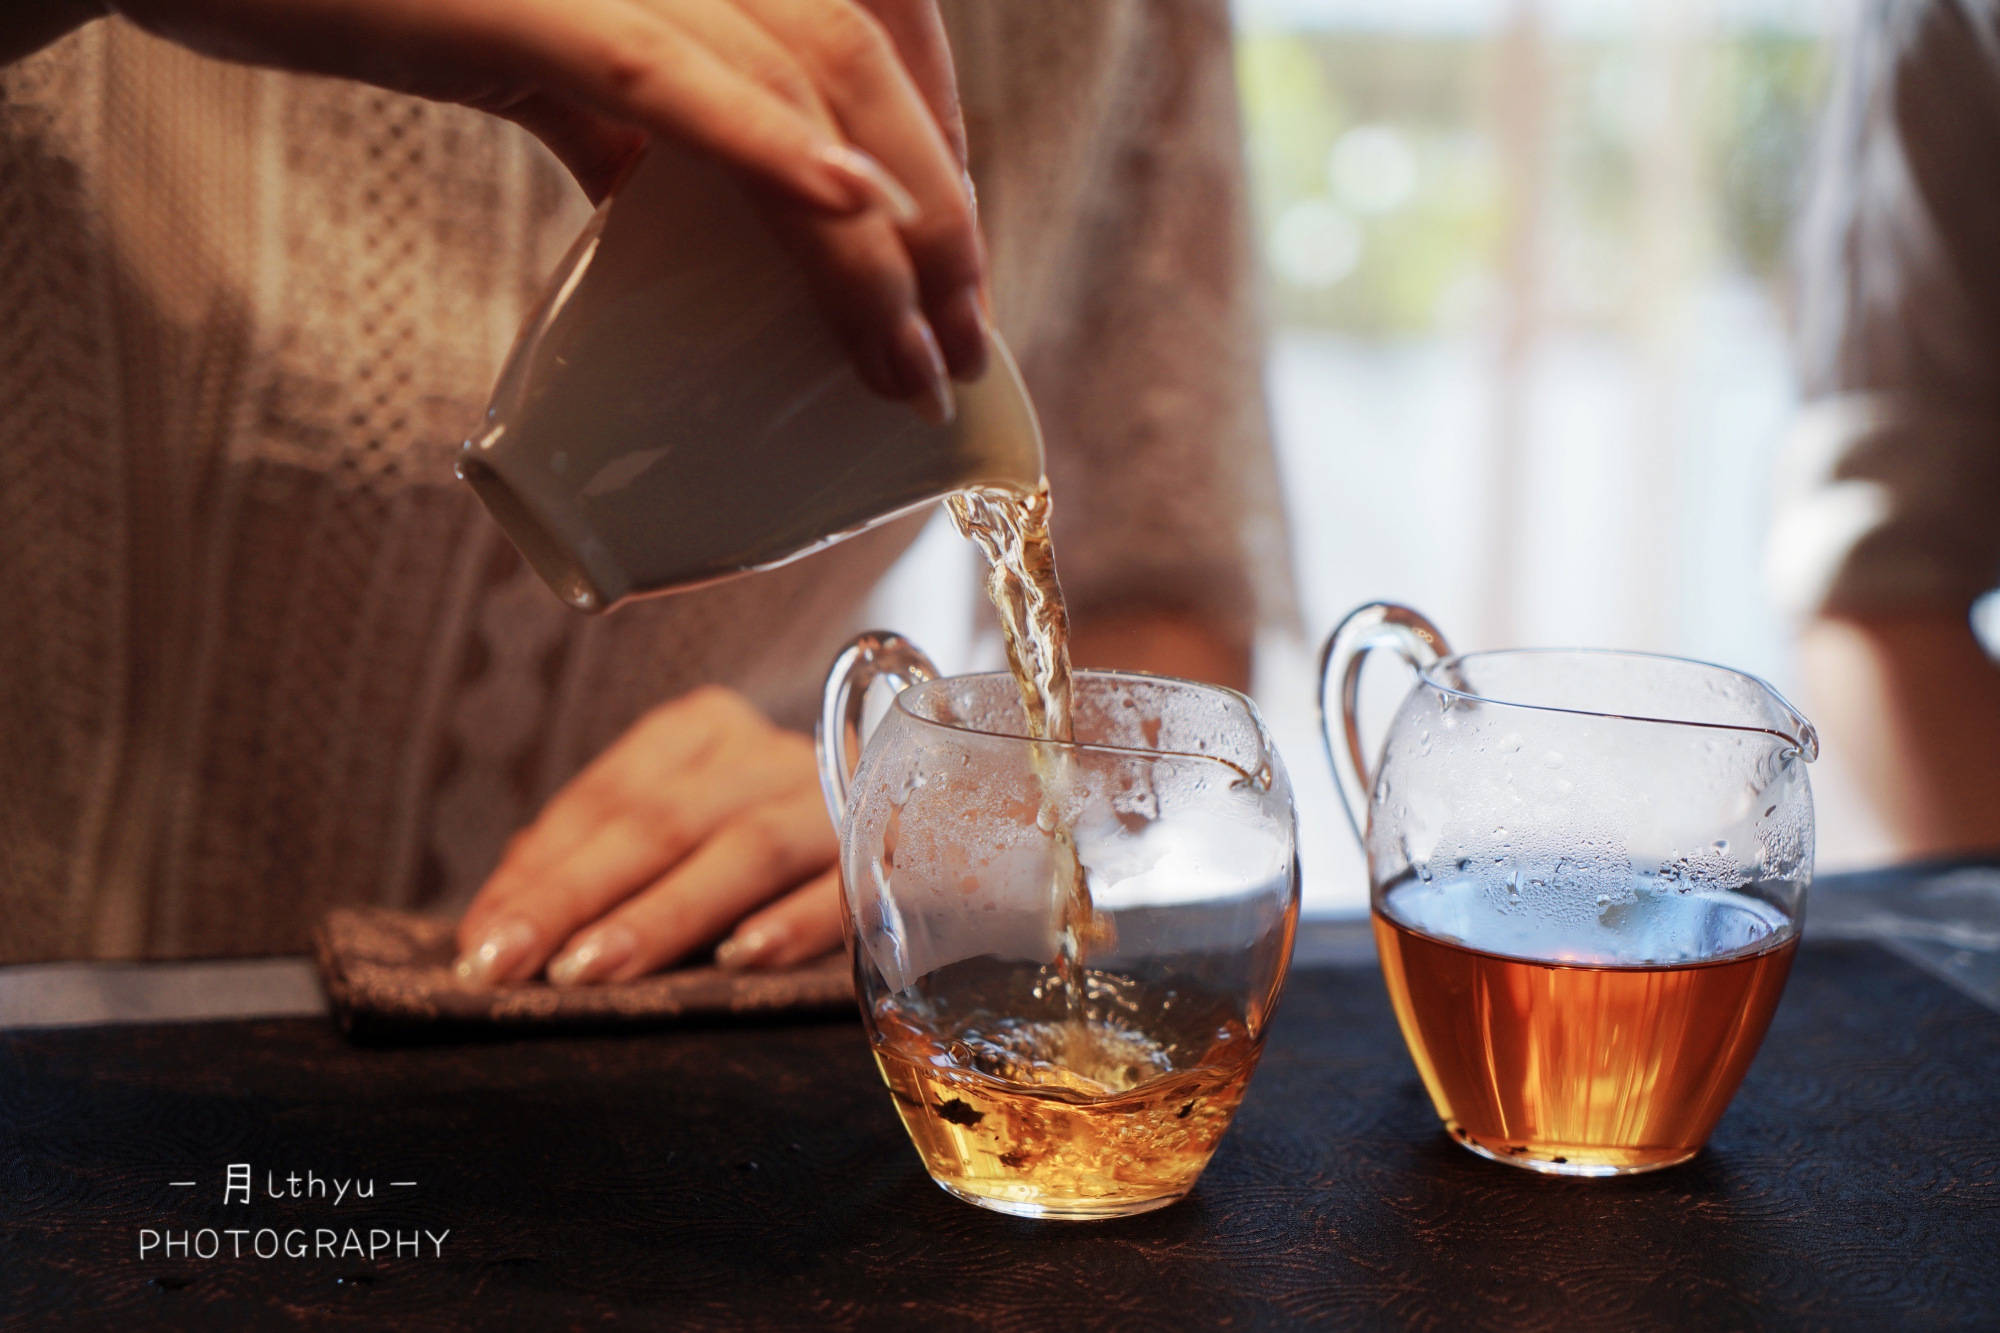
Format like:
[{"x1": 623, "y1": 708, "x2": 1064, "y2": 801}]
[{"x1": 454, "y1": 685, "x2": 843, "y2": 986}]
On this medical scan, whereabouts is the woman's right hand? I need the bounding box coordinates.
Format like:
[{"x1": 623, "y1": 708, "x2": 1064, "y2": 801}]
[{"x1": 102, "y1": 0, "x2": 985, "y2": 414}]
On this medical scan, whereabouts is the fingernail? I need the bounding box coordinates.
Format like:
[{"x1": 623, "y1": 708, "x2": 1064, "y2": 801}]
[
  {"x1": 546, "y1": 922, "x2": 639, "y2": 989},
  {"x1": 818, "y1": 145, "x2": 920, "y2": 225},
  {"x1": 453, "y1": 918, "x2": 537, "y2": 987},
  {"x1": 892, "y1": 311, "x2": 955, "y2": 426},
  {"x1": 715, "y1": 926, "x2": 783, "y2": 972},
  {"x1": 933, "y1": 284, "x2": 988, "y2": 382}
]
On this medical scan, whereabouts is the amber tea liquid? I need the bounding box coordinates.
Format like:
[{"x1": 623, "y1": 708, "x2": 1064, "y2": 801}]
[
  {"x1": 869, "y1": 960, "x2": 1263, "y2": 1218},
  {"x1": 1374, "y1": 874, "x2": 1797, "y2": 1175}
]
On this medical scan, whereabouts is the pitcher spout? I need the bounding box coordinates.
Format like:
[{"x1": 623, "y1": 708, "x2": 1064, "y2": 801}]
[{"x1": 1757, "y1": 682, "x2": 1820, "y2": 764}]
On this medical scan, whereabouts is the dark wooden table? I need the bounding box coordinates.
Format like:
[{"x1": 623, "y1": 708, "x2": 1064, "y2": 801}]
[{"x1": 5, "y1": 865, "x2": 2000, "y2": 1331}]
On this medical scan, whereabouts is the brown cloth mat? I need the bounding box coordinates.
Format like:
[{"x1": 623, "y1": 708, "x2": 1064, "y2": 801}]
[{"x1": 314, "y1": 907, "x2": 854, "y2": 1039}]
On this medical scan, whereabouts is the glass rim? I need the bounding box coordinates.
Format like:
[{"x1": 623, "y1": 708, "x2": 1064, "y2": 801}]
[
  {"x1": 1417, "y1": 647, "x2": 1820, "y2": 760},
  {"x1": 891, "y1": 668, "x2": 1275, "y2": 782}
]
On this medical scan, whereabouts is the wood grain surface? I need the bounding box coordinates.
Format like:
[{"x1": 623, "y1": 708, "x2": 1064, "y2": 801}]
[{"x1": 3, "y1": 939, "x2": 1997, "y2": 1330}]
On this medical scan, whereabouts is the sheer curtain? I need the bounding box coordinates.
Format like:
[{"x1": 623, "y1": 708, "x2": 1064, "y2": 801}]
[
  {"x1": 1238, "y1": 0, "x2": 1849, "y2": 909},
  {"x1": 871, "y1": 0, "x2": 1847, "y2": 913}
]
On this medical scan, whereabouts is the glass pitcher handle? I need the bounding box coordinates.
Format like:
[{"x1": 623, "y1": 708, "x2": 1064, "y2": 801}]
[
  {"x1": 816, "y1": 631, "x2": 940, "y2": 832},
  {"x1": 1316, "y1": 603, "x2": 1453, "y2": 847}
]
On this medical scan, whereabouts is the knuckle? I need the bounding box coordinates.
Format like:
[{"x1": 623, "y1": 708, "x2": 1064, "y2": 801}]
[
  {"x1": 811, "y1": 5, "x2": 895, "y2": 91},
  {"x1": 650, "y1": 686, "x2": 705, "y2": 722},
  {"x1": 758, "y1": 59, "x2": 820, "y2": 114},
  {"x1": 631, "y1": 806, "x2": 691, "y2": 859},
  {"x1": 592, "y1": 763, "x2": 649, "y2": 812},
  {"x1": 731, "y1": 812, "x2": 797, "y2": 878},
  {"x1": 685, "y1": 683, "x2": 745, "y2": 717},
  {"x1": 597, "y1": 28, "x2": 676, "y2": 104}
]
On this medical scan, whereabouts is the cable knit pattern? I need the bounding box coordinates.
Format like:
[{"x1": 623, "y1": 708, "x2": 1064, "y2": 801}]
[{"x1": 0, "y1": 2, "x2": 1285, "y2": 963}]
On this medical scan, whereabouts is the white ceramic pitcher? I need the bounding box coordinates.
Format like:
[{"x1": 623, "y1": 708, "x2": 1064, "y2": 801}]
[{"x1": 458, "y1": 143, "x2": 1043, "y2": 613}]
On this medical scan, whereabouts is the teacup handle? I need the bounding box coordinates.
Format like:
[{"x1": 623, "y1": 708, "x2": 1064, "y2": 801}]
[
  {"x1": 816, "y1": 631, "x2": 941, "y2": 832},
  {"x1": 1316, "y1": 603, "x2": 1453, "y2": 847}
]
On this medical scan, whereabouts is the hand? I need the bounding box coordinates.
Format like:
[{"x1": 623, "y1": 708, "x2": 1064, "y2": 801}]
[
  {"x1": 104, "y1": 0, "x2": 985, "y2": 411},
  {"x1": 454, "y1": 686, "x2": 844, "y2": 986}
]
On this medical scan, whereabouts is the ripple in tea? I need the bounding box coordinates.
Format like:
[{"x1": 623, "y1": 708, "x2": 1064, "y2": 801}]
[
  {"x1": 1374, "y1": 874, "x2": 1798, "y2": 1175},
  {"x1": 869, "y1": 962, "x2": 1260, "y2": 1219}
]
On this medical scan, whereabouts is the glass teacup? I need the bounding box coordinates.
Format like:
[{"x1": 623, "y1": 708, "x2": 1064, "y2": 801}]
[
  {"x1": 817, "y1": 633, "x2": 1299, "y2": 1219},
  {"x1": 1319, "y1": 603, "x2": 1818, "y2": 1176}
]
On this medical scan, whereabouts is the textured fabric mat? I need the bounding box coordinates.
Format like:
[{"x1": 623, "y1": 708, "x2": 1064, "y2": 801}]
[{"x1": 314, "y1": 907, "x2": 852, "y2": 1038}]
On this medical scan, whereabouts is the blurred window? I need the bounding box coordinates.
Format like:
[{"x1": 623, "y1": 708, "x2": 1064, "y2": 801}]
[{"x1": 1236, "y1": 0, "x2": 1836, "y2": 908}]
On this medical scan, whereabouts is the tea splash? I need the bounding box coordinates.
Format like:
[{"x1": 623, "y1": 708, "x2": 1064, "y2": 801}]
[{"x1": 944, "y1": 482, "x2": 1108, "y2": 1038}]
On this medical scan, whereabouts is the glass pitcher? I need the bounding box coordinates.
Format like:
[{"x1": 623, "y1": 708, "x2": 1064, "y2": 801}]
[
  {"x1": 816, "y1": 632, "x2": 1299, "y2": 1219},
  {"x1": 1317, "y1": 602, "x2": 1819, "y2": 1175},
  {"x1": 457, "y1": 143, "x2": 1043, "y2": 612}
]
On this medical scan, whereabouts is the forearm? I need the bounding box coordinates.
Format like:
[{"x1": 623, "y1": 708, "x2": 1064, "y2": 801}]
[
  {"x1": 1798, "y1": 610, "x2": 2000, "y2": 859},
  {"x1": 1, "y1": 0, "x2": 105, "y2": 66}
]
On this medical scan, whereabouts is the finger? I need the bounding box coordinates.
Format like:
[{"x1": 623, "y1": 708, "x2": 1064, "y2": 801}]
[
  {"x1": 470, "y1": 0, "x2": 905, "y2": 218},
  {"x1": 715, "y1": 867, "x2": 846, "y2": 971},
  {"x1": 460, "y1": 812, "x2": 705, "y2": 984},
  {"x1": 756, "y1": 195, "x2": 949, "y2": 418},
  {"x1": 545, "y1": 787, "x2": 838, "y2": 984},
  {"x1": 625, "y1": 0, "x2": 938, "y2": 408},
  {"x1": 634, "y1": 0, "x2": 833, "y2": 122},
  {"x1": 859, "y1": 0, "x2": 967, "y2": 168},
  {"x1": 736, "y1": 0, "x2": 986, "y2": 378}
]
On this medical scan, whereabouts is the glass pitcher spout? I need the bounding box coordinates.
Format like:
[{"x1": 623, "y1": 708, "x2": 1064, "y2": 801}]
[
  {"x1": 1762, "y1": 689, "x2": 1820, "y2": 764},
  {"x1": 1768, "y1": 696, "x2": 1816, "y2": 756}
]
